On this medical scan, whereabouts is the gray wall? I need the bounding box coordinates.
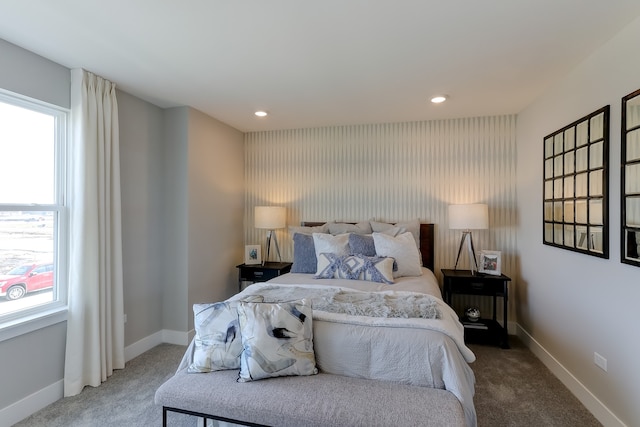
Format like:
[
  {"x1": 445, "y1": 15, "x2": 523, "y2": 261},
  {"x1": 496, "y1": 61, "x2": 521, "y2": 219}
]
[
  {"x1": 517, "y1": 15, "x2": 640, "y2": 427},
  {"x1": 118, "y1": 90, "x2": 165, "y2": 346}
]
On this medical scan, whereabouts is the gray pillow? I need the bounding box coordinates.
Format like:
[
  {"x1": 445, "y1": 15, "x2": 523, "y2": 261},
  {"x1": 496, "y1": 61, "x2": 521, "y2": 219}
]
[
  {"x1": 291, "y1": 233, "x2": 317, "y2": 273},
  {"x1": 328, "y1": 221, "x2": 372, "y2": 235},
  {"x1": 348, "y1": 233, "x2": 376, "y2": 256}
]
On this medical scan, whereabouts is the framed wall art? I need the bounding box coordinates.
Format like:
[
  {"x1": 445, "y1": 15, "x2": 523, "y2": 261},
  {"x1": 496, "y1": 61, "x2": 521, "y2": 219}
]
[
  {"x1": 478, "y1": 250, "x2": 502, "y2": 276},
  {"x1": 542, "y1": 106, "x2": 610, "y2": 258},
  {"x1": 244, "y1": 244, "x2": 262, "y2": 265},
  {"x1": 621, "y1": 88, "x2": 640, "y2": 266}
]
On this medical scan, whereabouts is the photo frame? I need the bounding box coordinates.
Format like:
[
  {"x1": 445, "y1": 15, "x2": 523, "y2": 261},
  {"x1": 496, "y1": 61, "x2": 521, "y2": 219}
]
[
  {"x1": 478, "y1": 250, "x2": 502, "y2": 276},
  {"x1": 244, "y1": 245, "x2": 261, "y2": 265}
]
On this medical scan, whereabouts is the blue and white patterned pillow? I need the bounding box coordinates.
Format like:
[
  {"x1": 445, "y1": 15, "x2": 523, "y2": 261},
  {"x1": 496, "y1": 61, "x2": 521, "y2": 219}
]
[
  {"x1": 188, "y1": 296, "x2": 263, "y2": 373},
  {"x1": 314, "y1": 253, "x2": 395, "y2": 284},
  {"x1": 237, "y1": 299, "x2": 317, "y2": 382},
  {"x1": 291, "y1": 233, "x2": 317, "y2": 273}
]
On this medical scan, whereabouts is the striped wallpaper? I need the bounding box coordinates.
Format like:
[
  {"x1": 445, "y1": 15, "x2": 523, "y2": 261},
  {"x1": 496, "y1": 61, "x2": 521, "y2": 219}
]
[{"x1": 244, "y1": 115, "x2": 517, "y2": 321}]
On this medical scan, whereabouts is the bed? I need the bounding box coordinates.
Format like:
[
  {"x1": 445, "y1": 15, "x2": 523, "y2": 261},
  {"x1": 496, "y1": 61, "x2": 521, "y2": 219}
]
[{"x1": 158, "y1": 221, "x2": 477, "y2": 427}]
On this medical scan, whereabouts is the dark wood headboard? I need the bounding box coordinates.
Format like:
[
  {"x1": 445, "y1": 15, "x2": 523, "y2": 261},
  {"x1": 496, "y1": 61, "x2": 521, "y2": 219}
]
[{"x1": 301, "y1": 222, "x2": 435, "y2": 272}]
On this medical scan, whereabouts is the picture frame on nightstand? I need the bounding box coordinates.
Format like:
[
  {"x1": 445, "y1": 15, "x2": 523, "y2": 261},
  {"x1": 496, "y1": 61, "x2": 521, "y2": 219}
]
[
  {"x1": 244, "y1": 245, "x2": 261, "y2": 265},
  {"x1": 478, "y1": 250, "x2": 501, "y2": 275}
]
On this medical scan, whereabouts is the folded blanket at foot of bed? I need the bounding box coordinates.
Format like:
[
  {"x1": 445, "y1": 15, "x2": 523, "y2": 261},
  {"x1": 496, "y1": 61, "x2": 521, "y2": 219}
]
[{"x1": 155, "y1": 369, "x2": 466, "y2": 427}]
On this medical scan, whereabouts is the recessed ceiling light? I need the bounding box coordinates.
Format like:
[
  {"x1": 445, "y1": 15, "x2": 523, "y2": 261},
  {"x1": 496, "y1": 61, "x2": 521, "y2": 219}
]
[
  {"x1": 255, "y1": 111, "x2": 268, "y2": 117},
  {"x1": 430, "y1": 96, "x2": 447, "y2": 104}
]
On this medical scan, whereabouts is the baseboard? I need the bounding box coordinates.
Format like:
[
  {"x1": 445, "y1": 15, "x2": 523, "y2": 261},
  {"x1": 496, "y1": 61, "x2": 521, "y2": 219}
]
[
  {"x1": 0, "y1": 379, "x2": 63, "y2": 427},
  {"x1": 124, "y1": 330, "x2": 164, "y2": 362},
  {"x1": 516, "y1": 324, "x2": 627, "y2": 427}
]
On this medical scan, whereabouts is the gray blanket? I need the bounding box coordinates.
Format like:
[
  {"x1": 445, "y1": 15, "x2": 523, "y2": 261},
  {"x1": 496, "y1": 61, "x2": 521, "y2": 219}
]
[{"x1": 247, "y1": 285, "x2": 441, "y2": 319}]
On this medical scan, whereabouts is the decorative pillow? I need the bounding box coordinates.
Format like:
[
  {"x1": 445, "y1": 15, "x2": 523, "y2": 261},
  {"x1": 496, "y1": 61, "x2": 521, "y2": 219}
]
[
  {"x1": 288, "y1": 223, "x2": 329, "y2": 236},
  {"x1": 315, "y1": 253, "x2": 394, "y2": 284},
  {"x1": 188, "y1": 295, "x2": 263, "y2": 373},
  {"x1": 370, "y1": 219, "x2": 420, "y2": 248},
  {"x1": 372, "y1": 232, "x2": 423, "y2": 278},
  {"x1": 348, "y1": 233, "x2": 376, "y2": 257},
  {"x1": 328, "y1": 221, "x2": 372, "y2": 235},
  {"x1": 237, "y1": 299, "x2": 317, "y2": 382},
  {"x1": 312, "y1": 232, "x2": 350, "y2": 260},
  {"x1": 291, "y1": 233, "x2": 317, "y2": 273}
]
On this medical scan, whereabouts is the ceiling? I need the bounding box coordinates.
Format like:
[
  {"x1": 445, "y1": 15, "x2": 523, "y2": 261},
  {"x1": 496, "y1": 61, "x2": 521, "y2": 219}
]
[{"x1": 1, "y1": 1, "x2": 639, "y2": 132}]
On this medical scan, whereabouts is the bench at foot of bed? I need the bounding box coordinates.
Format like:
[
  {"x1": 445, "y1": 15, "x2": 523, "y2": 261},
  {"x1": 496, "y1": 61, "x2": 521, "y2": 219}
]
[{"x1": 155, "y1": 369, "x2": 465, "y2": 427}]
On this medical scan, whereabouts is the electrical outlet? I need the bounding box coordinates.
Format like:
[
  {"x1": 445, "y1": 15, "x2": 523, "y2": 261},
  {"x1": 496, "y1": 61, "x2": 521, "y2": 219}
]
[
  {"x1": 594, "y1": 352, "x2": 607, "y2": 372},
  {"x1": 124, "y1": 314, "x2": 127, "y2": 324}
]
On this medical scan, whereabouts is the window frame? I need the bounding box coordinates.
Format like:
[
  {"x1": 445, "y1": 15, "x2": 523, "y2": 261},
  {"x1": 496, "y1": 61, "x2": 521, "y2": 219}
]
[{"x1": 0, "y1": 88, "x2": 70, "y2": 342}]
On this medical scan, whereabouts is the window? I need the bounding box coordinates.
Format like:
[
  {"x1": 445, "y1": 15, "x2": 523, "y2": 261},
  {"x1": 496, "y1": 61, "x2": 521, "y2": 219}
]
[{"x1": 0, "y1": 89, "x2": 68, "y2": 333}]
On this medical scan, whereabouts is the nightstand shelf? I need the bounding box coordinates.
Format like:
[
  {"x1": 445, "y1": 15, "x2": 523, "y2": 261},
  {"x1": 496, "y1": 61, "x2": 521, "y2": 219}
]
[
  {"x1": 236, "y1": 262, "x2": 292, "y2": 292},
  {"x1": 441, "y1": 268, "x2": 511, "y2": 348}
]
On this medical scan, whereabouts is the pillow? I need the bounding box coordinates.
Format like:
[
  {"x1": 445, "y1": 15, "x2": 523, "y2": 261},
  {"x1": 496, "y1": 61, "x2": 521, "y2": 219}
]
[
  {"x1": 328, "y1": 221, "x2": 372, "y2": 235},
  {"x1": 348, "y1": 228, "x2": 404, "y2": 257},
  {"x1": 237, "y1": 299, "x2": 317, "y2": 382},
  {"x1": 312, "y1": 233, "x2": 350, "y2": 260},
  {"x1": 315, "y1": 253, "x2": 394, "y2": 284},
  {"x1": 348, "y1": 233, "x2": 376, "y2": 256},
  {"x1": 372, "y1": 232, "x2": 423, "y2": 278},
  {"x1": 188, "y1": 296, "x2": 263, "y2": 373},
  {"x1": 288, "y1": 223, "x2": 329, "y2": 236},
  {"x1": 370, "y1": 219, "x2": 420, "y2": 248},
  {"x1": 291, "y1": 233, "x2": 317, "y2": 273}
]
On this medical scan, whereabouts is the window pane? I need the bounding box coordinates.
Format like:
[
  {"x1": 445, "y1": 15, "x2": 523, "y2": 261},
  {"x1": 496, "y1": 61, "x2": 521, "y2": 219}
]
[
  {"x1": 0, "y1": 102, "x2": 54, "y2": 204},
  {"x1": 564, "y1": 151, "x2": 574, "y2": 174},
  {"x1": 564, "y1": 225, "x2": 574, "y2": 247},
  {"x1": 626, "y1": 164, "x2": 640, "y2": 194},
  {"x1": 576, "y1": 147, "x2": 588, "y2": 172},
  {"x1": 0, "y1": 211, "x2": 55, "y2": 315},
  {"x1": 545, "y1": 137, "x2": 554, "y2": 158},
  {"x1": 590, "y1": 141, "x2": 603, "y2": 169},
  {"x1": 554, "y1": 134, "x2": 563, "y2": 155},
  {"x1": 626, "y1": 197, "x2": 640, "y2": 226}
]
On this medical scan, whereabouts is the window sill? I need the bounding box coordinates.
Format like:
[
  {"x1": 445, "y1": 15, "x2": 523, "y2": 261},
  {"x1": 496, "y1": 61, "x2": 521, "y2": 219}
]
[{"x1": 0, "y1": 306, "x2": 67, "y2": 343}]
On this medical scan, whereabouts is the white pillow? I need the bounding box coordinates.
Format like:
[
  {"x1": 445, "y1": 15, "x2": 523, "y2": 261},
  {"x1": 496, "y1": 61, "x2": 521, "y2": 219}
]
[
  {"x1": 370, "y1": 219, "x2": 420, "y2": 248},
  {"x1": 288, "y1": 223, "x2": 329, "y2": 236},
  {"x1": 312, "y1": 232, "x2": 350, "y2": 261},
  {"x1": 373, "y1": 232, "x2": 423, "y2": 278},
  {"x1": 188, "y1": 296, "x2": 263, "y2": 373},
  {"x1": 237, "y1": 299, "x2": 317, "y2": 382}
]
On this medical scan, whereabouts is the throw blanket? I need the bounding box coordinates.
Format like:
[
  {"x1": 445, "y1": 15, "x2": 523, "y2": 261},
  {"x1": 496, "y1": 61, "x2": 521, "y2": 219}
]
[{"x1": 246, "y1": 285, "x2": 441, "y2": 319}]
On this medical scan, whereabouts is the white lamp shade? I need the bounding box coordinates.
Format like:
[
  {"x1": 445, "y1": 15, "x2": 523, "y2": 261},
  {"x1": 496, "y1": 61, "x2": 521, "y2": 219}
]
[
  {"x1": 255, "y1": 206, "x2": 286, "y2": 229},
  {"x1": 448, "y1": 204, "x2": 489, "y2": 230}
]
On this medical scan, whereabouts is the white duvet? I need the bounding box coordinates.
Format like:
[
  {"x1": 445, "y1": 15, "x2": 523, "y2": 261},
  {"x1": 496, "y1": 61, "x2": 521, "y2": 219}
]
[{"x1": 180, "y1": 268, "x2": 477, "y2": 427}]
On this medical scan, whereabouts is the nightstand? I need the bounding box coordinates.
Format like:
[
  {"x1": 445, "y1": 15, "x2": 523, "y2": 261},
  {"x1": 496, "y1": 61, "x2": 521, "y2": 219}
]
[
  {"x1": 441, "y1": 269, "x2": 511, "y2": 348},
  {"x1": 236, "y1": 262, "x2": 292, "y2": 292}
]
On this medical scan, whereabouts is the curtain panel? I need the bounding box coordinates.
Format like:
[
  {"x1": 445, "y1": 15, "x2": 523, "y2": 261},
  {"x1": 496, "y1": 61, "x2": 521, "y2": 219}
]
[{"x1": 64, "y1": 69, "x2": 125, "y2": 396}]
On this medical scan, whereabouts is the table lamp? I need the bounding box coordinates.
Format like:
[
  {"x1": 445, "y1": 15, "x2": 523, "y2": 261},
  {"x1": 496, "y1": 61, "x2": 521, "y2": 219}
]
[
  {"x1": 255, "y1": 206, "x2": 286, "y2": 265},
  {"x1": 448, "y1": 203, "x2": 489, "y2": 274}
]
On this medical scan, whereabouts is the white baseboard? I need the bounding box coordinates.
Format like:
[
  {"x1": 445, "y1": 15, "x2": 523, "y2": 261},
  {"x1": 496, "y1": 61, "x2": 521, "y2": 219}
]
[
  {"x1": 516, "y1": 324, "x2": 627, "y2": 427},
  {"x1": 2, "y1": 328, "x2": 192, "y2": 426},
  {"x1": 0, "y1": 379, "x2": 63, "y2": 427}
]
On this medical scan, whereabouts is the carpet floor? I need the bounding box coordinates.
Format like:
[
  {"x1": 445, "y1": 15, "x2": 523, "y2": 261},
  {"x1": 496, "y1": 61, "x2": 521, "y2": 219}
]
[{"x1": 14, "y1": 337, "x2": 601, "y2": 426}]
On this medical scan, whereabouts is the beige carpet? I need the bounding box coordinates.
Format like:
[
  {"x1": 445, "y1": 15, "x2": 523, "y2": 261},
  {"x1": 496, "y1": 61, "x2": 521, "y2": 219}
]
[{"x1": 15, "y1": 338, "x2": 601, "y2": 426}]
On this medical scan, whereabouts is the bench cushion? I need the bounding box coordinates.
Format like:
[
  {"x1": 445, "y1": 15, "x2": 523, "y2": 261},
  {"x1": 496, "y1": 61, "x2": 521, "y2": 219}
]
[{"x1": 155, "y1": 369, "x2": 465, "y2": 427}]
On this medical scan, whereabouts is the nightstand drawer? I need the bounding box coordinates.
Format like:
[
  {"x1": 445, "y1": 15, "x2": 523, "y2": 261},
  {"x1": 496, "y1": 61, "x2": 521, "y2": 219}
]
[
  {"x1": 449, "y1": 279, "x2": 504, "y2": 295},
  {"x1": 241, "y1": 267, "x2": 280, "y2": 282}
]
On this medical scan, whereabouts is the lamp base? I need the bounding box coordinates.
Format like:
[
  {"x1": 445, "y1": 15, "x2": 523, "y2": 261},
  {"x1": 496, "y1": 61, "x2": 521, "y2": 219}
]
[
  {"x1": 454, "y1": 230, "x2": 479, "y2": 274},
  {"x1": 264, "y1": 230, "x2": 282, "y2": 265}
]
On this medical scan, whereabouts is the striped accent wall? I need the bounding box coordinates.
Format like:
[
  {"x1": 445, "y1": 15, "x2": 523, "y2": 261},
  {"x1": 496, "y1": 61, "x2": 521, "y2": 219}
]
[{"x1": 244, "y1": 115, "x2": 517, "y2": 321}]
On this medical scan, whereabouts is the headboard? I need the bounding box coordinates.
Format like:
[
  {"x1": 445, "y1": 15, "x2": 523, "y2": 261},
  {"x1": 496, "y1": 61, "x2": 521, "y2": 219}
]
[{"x1": 301, "y1": 222, "x2": 435, "y2": 272}]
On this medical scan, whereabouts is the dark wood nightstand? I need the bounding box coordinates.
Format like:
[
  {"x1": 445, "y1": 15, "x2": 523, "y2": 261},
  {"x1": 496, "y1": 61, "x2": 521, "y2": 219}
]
[
  {"x1": 441, "y1": 268, "x2": 511, "y2": 348},
  {"x1": 236, "y1": 262, "x2": 292, "y2": 292}
]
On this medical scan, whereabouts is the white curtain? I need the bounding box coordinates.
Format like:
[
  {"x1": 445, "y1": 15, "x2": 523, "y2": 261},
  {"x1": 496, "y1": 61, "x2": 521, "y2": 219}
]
[{"x1": 64, "y1": 69, "x2": 125, "y2": 397}]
